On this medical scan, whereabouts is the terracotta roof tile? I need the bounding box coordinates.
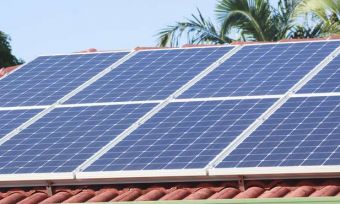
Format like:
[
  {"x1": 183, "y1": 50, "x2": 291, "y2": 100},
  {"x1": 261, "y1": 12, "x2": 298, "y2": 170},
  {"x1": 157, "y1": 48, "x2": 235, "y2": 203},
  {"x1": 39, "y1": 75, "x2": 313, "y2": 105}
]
[
  {"x1": 0, "y1": 65, "x2": 19, "y2": 78},
  {"x1": 1, "y1": 179, "x2": 340, "y2": 203}
]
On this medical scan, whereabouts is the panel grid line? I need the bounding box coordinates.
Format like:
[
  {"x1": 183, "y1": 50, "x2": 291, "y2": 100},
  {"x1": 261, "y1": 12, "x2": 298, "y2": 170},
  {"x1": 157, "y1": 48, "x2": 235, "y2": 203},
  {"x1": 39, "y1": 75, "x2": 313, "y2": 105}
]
[
  {"x1": 207, "y1": 43, "x2": 340, "y2": 169},
  {"x1": 66, "y1": 46, "x2": 235, "y2": 103},
  {"x1": 0, "y1": 40, "x2": 339, "y2": 180},
  {"x1": 180, "y1": 41, "x2": 340, "y2": 98},
  {"x1": 74, "y1": 45, "x2": 241, "y2": 172},
  {"x1": 0, "y1": 51, "x2": 137, "y2": 147},
  {"x1": 216, "y1": 96, "x2": 340, "y2": 168},
  {"x1": 1, "y1": 52, "x2": 128, "y2": 107}
]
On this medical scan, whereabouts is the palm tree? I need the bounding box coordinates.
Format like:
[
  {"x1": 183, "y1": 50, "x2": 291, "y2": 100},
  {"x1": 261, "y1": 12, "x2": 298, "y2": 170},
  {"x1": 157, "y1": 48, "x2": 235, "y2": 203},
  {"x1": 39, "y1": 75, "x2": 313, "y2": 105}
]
[
  {"x1": 216, "y1": 0, "x2": 302, "y2": 41},
  {"x1": 157, "y1": 0, "x2": 326, "y2": 47},
  {"x1": 294, "y1": 0, "x2": 340, "y2": 35},
  {"x1": 157, "y1": 9, "x2": 232, "y2": 47}
]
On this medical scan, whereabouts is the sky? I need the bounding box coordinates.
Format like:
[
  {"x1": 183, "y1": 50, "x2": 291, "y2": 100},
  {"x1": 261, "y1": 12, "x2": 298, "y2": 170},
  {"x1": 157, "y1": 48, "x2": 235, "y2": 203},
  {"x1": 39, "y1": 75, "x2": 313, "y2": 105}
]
[{"x1": 1, "y1": 0, "x2": 217, "y2": 62}]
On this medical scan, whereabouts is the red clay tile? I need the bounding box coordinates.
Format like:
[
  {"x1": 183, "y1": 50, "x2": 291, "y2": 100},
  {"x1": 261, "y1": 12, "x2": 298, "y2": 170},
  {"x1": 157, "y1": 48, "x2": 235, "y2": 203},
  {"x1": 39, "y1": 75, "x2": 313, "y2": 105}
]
[
  {"x1": 39, "y1": 191, "x2": 73, "y2": 204},
  {"x1": 62, "y1": 190, "x2": 95, "y2": 203},
  {"x1": 135, "y1": 189, "x2": 165, "y2": 201},
  {"x1": 184, "y1": 188, "x2": 215, "y2": 200},
  {"x1": 111, "y1": 188, "x2": 142, "y2": 202},
  {"x1": 1, "y1": 179, "x2": 340, "y2": 203},
  {"x1": 209, "y1": 187, "x2": 240, "y2": 199},
  {"x1": 286, "y1": 186, "x2": 315, "y2": 197},
  {"x1": 76, "y1": 48, "x2": 98, "y2": 53},
  {"x1": 87, "y1": 189, "x2": 118, "y2": 202},
  {"x1": 327, "y1": 34, "x2": 340, "y2": 39},
  {"x1": 0, "y1": 65, "x2": 19, "y2": 77},
  {"x1": 231, "y1": 41, "x2": 273, "y2": 45},
  {"x1": 182, "y1": 44, "x2": 224, "y2": 48},
  {"x1": 259, "y1": 187, "x2": 290, "y2": 198},
  {"x1": 0, "y1": 192, "x2": 26, "y2": 204},
  {"x1": 134, "y1": 47, "x2": 165, "y2": 51},
  {"x1": 17, "y1": 192, "x2": 48, "y2": 204},
  {"x1": 310, "y1": 185, "x2": 340, "y2": 197},
  {"x1": 279, "y1": 37, "x2": 326, "y2": 42},
  {"x1": 160, "y1": 189, "x2": 191, "y2": 200},
  {"x1": 234, "y1": 187, "x2": 265, "y2": 199}
]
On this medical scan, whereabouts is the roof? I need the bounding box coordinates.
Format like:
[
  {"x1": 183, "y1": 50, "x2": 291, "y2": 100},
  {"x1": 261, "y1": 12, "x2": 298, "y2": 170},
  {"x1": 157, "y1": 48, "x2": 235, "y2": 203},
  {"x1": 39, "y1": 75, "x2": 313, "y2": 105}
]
[
  {"x1": 1, "y1": 38, "x2": 340, "y2": 203},
  {"x1": 0, "y1": 179, "x2": 340, "y2": 203},
  {"x1": 0, "y1": 65, "x2": 19, "y2": 78}
]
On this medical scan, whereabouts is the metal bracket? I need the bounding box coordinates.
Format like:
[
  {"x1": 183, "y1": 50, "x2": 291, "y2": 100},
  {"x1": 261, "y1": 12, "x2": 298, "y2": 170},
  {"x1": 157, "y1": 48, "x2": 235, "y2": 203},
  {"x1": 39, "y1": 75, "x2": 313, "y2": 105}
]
[
  {"x1": 46, "y1": 181, "x2": 53, "y2": 196},
  {"x1": 238, "y1": 176, "x2": 246, "y2": 192}
]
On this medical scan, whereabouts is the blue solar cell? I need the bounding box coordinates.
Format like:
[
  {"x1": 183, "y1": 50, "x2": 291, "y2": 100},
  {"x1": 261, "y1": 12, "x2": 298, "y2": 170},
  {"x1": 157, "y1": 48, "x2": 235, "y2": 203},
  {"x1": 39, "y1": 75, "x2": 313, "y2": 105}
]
[
  {"x1": 180, "y1": 41, "x2": 340, "y2": 98},
  {"x1": 84, "y1": 99, "x2": 276, "y2": 172},
  {"x1": 216, "y1": 96, "x2": 340, "y2": 168},
  {"x1": 299, "y1": 55, "x2": 340, "y2": 93},
  {"x1": 0, "y1": 52, "x2": 128, "y2": 107},
  {"x1": 0, "y1": 104, "x2": 155, "y2": 173},
  {"x1": 0, "y1": 109, "x2": 41, "y2": 139},
  {"x1": 66, "y1": 47, "x2": 232, "y2": 103}
]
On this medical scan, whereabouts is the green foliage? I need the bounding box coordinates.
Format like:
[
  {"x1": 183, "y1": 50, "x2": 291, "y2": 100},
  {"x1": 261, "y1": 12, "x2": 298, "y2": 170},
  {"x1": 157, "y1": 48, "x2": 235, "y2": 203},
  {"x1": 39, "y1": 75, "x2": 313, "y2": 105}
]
[
  {"x1": 216, "y1": 0, "x2": 274, "y2": 41},
  {"x1": 0, "y1": 31, "x2": 23, "y2": 68},
  {"x1": 294, "y1": 0, "x2": 340, "y2": 35},
  {"x1": 157, "y1": 9, "x2": 232, "y2": 47},
  {"x1": 157, "y1": 0, "x2": 339, "y2": 47}
]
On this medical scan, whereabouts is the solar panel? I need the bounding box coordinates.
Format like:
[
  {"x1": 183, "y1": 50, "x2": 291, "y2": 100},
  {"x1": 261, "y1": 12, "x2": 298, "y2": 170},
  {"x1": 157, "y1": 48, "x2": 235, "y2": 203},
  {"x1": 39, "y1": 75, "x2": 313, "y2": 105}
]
[
  {"x1": 0, "y1": 104, "x2": 155, "y2": 174},
  {"x1": 0, "y1": 109, "x2": 41, "y2": 139},
  {"x1": 299, "y1": 55, "x2": 340, "y2": 93},
  {"x1": 179, "y1": 41, "x2": 340, "y2": 98},
  {"x1": 0, "y1": 40, "x2": 339, "y2": 181},
  {"x1": 216, "y1": 96, "x2": 340, "y2": 168},
  {"x1": 84, "y1": 99, "x2": 276, "y2": 172},
  {"x1": 66, "y1": 47, "x2": 232, "y2": 104},
  {"x1": 0, "y1": 52, "x2": 128, "y2": 107}
]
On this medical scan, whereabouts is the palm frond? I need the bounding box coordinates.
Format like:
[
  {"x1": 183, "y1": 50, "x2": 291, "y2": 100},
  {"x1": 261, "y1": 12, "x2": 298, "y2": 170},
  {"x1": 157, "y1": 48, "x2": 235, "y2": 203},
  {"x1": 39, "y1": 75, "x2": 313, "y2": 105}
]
[
  {"x1": 294, "y1": 0, "x2": 340, "y2": 35},
  {"x1": 216, "y1": 0, "x2": 276, "y2": 41},
  {"x1": 156, "y1": 9, "x2": 232, "y2": 47}
]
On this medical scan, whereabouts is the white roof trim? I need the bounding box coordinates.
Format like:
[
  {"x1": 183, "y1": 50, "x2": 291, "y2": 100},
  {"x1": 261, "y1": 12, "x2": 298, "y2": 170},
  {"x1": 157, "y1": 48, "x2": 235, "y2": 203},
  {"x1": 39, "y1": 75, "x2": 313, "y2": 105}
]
[
  {"x1": 0, "y1": 172, "x2": 74, "y2": 182},
  {"x1": 136, "y1": 44, "x2": 236, "y2": 52},
  {"x1": 240, "y1": 39, "x2": 340, "y2": 47},
  {"x1": 76, "y1": 169, "x2": 207, "y2": 180},
  {"x1": 38, "y1": 49, "x2": 132, "y2": 57},
  {"x1": 209, "y1": 166, "x2": 340, "y2": 177}
]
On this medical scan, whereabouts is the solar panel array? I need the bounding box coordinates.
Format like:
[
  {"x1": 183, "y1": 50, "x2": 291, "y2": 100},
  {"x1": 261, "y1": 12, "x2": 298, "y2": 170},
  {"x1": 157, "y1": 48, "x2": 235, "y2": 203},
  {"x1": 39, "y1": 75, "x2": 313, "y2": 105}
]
[
  {"x1": 66, "y1": 47, "x2": 231, "y2": 103},
  {"x1": 86, "y1": 99, "x2": 275, "y2": 171},
  {"x1": 217, "y1": 96, "x2": 340, "y2": 168},
  {"x1": 0, "y1": 104, "x2": 155, "y2": 174},
  {"x1": 298, "y1": 55, "x2": 340, "y2": 93},
  {"x1": 0, "y1": 109, "x2": 42, "y2": 140},
  {"x1": 0, "y1": 52, "x2": 128, "y2": 107},
  {"x1": 0, "y1": 40, "x2": 339, "y2": 181},
  {"x1": 180, "y1": 41, "x2": 339, "y2": 98}
]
